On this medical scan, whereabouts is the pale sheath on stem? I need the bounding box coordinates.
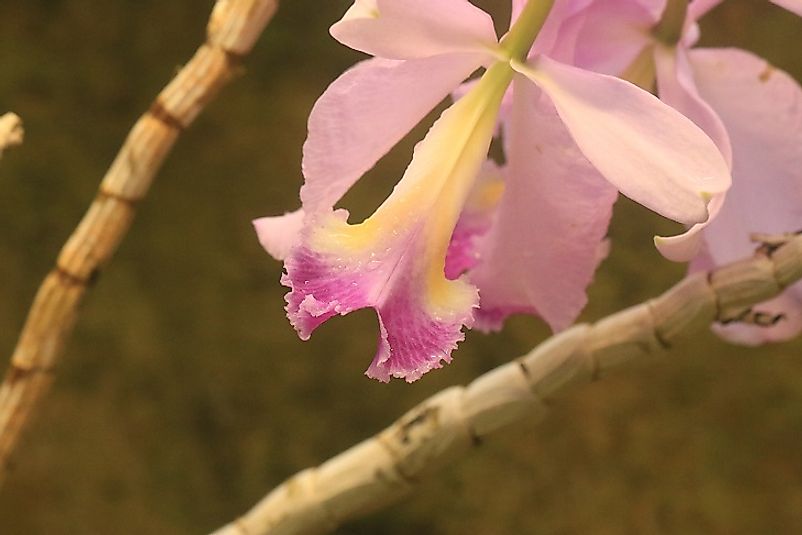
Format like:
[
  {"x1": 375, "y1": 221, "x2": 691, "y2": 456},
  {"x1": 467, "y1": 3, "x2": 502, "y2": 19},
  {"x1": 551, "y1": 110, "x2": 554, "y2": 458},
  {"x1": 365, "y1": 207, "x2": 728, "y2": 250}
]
[
  {"x1": 212, "y1": 233, "x2": 802, "y2": 535},
  {"x1": 0, "y1": 0, "x2": 278, "y2": 483}
]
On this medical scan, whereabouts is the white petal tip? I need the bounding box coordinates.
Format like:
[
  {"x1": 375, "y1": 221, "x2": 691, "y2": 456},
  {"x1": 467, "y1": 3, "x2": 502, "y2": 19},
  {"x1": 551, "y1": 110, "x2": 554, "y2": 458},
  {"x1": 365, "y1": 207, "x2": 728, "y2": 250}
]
[
  {"x1": 653, "y1": 235, "x2": 684, "y2": 262},
  {"x1": 653, "y1": 232, "x2": 703, "y2": 262}
]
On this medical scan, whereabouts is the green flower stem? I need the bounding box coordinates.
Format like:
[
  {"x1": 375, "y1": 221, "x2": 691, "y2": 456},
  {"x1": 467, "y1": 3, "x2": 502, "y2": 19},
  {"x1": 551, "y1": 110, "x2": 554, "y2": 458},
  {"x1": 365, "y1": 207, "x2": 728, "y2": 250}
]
[
  {"x1": 653, "y1": 0, "x2": 689, "y2": 45},
  {"x1": 501, "y1": 0, "x2": 557, "y2": 62}
]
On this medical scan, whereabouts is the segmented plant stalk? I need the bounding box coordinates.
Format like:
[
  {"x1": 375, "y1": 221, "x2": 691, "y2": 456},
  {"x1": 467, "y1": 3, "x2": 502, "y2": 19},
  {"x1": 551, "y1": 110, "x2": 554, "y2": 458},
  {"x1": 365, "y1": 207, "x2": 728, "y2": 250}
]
[
  {"x1": 211, "y1": 234, "x2": 802, "y2": 535},
  {"x1": 0, "y1": 113, "x2": 23, "y2": 158},
  {"x1": 0, "y1": 0, "x2": 278, "y2": 483}
]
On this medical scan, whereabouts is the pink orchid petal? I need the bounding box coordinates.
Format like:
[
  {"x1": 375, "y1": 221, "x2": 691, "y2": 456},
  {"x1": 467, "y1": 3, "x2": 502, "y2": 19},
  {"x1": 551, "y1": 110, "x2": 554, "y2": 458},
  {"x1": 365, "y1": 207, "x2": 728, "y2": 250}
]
[
  {"x1": 470, "y1": 79, "x2": 618, "y2": 332},
  {"x1": 510, "y1": 0, "x2": 526, "y2": 23},
  {"x1": 541, "y1": 8, "x2": 591, "y2": 63},
  {"x1": 513, "y1": 56, "x2": 731, "y2": 225},
  {"x1": 285, "y1": 65, "x2": 504, "y2": 381},
  {"x1": 690, "y1": 47, "x2": 802, "y2": 343},
  {"x1": 636, "y1": 0, "x2": 669, "y2": 19},
  {"x1": 281, "y1": 211, "x2": 380, "y2": 340},
  {"x1": 654, "y1": 45, "x2": 732, "y2": 165},
  {"x1": 690, "y1": 48, "x2": 802, "y2": 261},
  {"x1": 571, "y1": 0, "x2": 656, "y2": 76},
  {"x1": 510, "y1": 0, "x2": 594, "y2": 60},
  {"x1": 444, "y1": 161, "x2": 504, "y2": 280},
  {"x1": 253, "y1": 209, "x2": 305, "y2": 261},
  {"x1": 301, "y1": 53, "x2": 485, "y2": 212},
  {"x1": 331, "y1": 0, "x2": 498, "y2": 60},
  {"x1": 366, "y1": 251, "x2": 478, "y2": 382},
  {"x1": 510, "y1": 0, "x2": 596, "y2": 27},
  {"x1": 771, "y1": 0, "x2": 802, "y2": 16},
  {"x1": 652, "y1": 45, "x2": 732, "y2": 261}
]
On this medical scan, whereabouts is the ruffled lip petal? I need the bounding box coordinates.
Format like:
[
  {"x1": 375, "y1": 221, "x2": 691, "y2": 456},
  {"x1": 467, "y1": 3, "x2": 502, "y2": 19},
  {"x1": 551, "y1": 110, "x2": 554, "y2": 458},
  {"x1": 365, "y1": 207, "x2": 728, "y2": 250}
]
[
  {"x1": 366, "y1": 274, "x2": 478, "y2": 383},
  {"x1": 282, "y1": 211, "x2": 478, "y2": 382},
  {"x1": 275, "y1": 37, "x2": 510, "y2": 383},
  {"x1": 512, "y1": 56, "x2": 731, "y2": 226},
  {"x1": 331, "y1": 0, "x2": 498, "y2": 60},
  {"x1": 282, "y1": 213, "x2": 386, "y2": 340}
]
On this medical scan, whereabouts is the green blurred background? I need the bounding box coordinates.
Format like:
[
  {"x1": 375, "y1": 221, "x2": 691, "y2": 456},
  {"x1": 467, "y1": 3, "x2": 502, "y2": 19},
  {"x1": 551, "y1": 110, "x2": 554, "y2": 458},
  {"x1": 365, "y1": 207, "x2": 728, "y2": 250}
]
[{"x1": 0, "y1": 1, "x2": 801, "y2": 533}]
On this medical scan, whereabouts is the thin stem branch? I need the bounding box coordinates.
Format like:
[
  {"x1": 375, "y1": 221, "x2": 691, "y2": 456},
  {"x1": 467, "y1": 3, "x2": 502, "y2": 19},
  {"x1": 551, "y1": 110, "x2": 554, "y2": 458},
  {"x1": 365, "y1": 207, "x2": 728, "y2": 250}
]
[
  {"x1": 0, "y1": 0, "x2": 278, "y2": 483},
  {"x1": 211, "y1": 233, "x2": 802, "y2": 535}
]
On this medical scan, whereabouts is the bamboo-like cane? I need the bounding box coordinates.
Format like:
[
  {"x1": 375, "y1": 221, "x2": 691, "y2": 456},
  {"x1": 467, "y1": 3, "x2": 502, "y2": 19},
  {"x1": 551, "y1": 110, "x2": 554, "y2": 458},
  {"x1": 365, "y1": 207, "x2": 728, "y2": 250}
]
[
  {"x1": 211, "y1": 233, "x2": 802, "y2": 535},
  {"x1": 0, "y1": 113, "x2": 23, "y2": 158},
  {"x1": 0, "y1": 0, "x2": 278, "y2": 482}
]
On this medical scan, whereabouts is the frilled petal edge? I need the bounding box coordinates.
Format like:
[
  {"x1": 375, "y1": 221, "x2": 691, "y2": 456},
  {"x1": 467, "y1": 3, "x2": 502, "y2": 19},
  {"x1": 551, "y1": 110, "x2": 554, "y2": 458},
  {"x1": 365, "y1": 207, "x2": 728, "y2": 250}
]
[{"x1": 283, "y1": 212, "x2": 478, "y2": 382}]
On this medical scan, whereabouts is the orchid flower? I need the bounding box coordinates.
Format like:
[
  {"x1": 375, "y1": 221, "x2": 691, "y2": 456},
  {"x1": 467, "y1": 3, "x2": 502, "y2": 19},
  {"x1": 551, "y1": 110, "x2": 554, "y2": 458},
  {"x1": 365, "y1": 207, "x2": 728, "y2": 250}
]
[
  {"x1": 555, "y1": 0, "x2": 802, "y2": 343},
  {"x1": 461, "y1": 0, "x2": 617, "y2": 332},
  {"x1": 255, "y1": 0, "x2": 730, "y2": 382},
  {"x1": 464, "y1": 0, "x2": 710, "y2": 334}
]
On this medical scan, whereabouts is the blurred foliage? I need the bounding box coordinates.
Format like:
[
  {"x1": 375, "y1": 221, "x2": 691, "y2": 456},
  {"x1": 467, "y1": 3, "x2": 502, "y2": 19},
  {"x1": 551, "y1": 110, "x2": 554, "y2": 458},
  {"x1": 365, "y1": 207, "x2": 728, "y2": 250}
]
[{"x1": 0, "y1": 0, "x2": 801, "y2": 533}]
